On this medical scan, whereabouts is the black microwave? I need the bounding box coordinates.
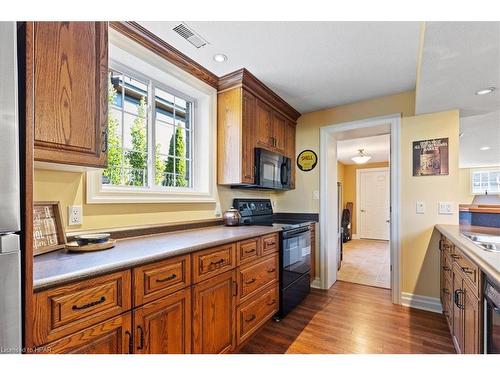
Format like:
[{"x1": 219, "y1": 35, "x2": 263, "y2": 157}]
[{"x1": 254, "y1": 148, "x2": 292, "y2": 190}]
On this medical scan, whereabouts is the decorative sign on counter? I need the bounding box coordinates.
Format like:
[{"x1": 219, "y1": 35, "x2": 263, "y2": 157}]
[
  {"x1": 412, "y1": 138, "x2": 449, "y2": 176},
  {"x1": 297, "y1": 149, "x2": 318, "y2": 172},
  {"x1": 33, "y1": 201, "x2": 66, "y2": 256}
]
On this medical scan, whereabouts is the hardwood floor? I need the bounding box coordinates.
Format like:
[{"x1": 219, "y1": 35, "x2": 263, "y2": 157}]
[
  {"x1": 238, "y1": 281, "x2": 455, "y2": 354},
  {"x1": 337, "y1": 239, "x2": 390, "y2": 289}
]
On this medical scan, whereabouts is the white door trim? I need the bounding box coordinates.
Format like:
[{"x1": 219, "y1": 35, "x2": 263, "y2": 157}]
[
  {"x1": 356, "y1": 167, "x2": 390, "y2": 240},
  {"x1": 319, "y1": 113, "x2": 401, "y2": 305}
]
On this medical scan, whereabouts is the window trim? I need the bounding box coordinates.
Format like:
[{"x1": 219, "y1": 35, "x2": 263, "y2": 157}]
[
  {"x1": 87, "y1": 29, "x2": 217, "y2": 204},
  {"x1": 470, "y1": 168, "x2": 500, "y2": 195}
]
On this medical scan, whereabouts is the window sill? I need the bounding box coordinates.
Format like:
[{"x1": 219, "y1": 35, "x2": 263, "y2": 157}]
[{"x1": 86, "y1": 172, "x2": 216, "y2": 204}]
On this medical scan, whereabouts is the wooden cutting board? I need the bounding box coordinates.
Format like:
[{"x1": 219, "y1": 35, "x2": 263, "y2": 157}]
[{"x1": 65, "y1": 239, "x2": 116, "y2": 252}]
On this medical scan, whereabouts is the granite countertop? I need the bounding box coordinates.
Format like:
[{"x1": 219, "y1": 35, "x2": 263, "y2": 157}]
[
  {"x1": 435, "y1": 224, "x2": 500, "y2": 285},
  {"x1": 33, "y1": 224, "x2": 283, "y2": 292}
]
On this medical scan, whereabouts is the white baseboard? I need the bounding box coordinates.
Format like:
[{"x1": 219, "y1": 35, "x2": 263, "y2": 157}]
[
  {"x1": 310, "y1": 277, "x2": 322, "y2": 289},
  {"x1": 400, "y1": 292, "x2": 443, "y2": 313},
  {"x1": 352, "y1": 234, "x2": 360, "y2": 239}
]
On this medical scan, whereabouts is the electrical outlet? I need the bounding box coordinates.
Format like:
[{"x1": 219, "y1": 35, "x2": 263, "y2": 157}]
[
  {"x1": 214, "y1": 202, "x2": 222, "y2": 217},
  {"x1": 68, "y1": 205, "x2": 82, "y2": 226},
  {"x1": 438, "y1": 202, "x2": 454, "y2": 215},
  {"x1": 416, "y1": 201, "x2": 425, "y2": 214},
  {"x1": 312, "y1": 190, "x2": 320, "y2": 200}
]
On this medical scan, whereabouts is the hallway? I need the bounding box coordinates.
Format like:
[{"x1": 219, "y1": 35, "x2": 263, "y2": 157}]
[{"x1": 337, "y1": 239, "x2": 390, "y2": 289}]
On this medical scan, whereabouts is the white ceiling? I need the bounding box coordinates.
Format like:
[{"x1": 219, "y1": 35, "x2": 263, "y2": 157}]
[
  {"x1": 337, "y1": 134, "x2": 390, "y2": 165},
  {"x1": 139, "y1": 21, "x2": 421, "y2": 113},
  {"x1": 460, "y1": 111, "x2": 500, "y2": 168},
  {"x1": 416, "y1": 22, "x2": 500, "y2": 168}
]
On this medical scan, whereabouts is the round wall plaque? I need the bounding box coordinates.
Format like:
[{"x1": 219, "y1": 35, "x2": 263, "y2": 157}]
[{"x1": 297, "y1": 149, "x2": 318, "y2": 171}]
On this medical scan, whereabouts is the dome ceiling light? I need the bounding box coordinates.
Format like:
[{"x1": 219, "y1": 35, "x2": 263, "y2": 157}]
[{"x1": 351, "y1": 149, "x2": 372, "y2": 164}]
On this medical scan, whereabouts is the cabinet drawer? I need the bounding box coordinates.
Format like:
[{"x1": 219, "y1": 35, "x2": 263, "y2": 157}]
[
  {"x1": 440, "y1": 236, "x2": 454, "y2": 256},
  {"x1": 33, "y1": 270, "x2": 131, "y2": 346},
  {"x1": 237, "y1": 283, "x2": 278, "y2": 345},
  {"x1": 192, "y1": 243, "x2": 237, "y2": 283},
  {"x1": 238, "y1": 253, "x2": 278, "y2": 303},
  {"x1": 261, "y1": 233, "x2": 279, "y2": 256},
  {"x1": 237, "y1": 237, "x2": 261, "y2": 265},
  {"x1": 442, "y1": 252, "x2": 453, "y2": 281},
  {"x1": 452, "y1": 248, "x2": 480, "y2": 297},
  {"x1": 442, "y1": 273, "x2": 453, "y2": 314},
  {"x1": 133, "y1": 255, "x2": 191, "y2": 306}
]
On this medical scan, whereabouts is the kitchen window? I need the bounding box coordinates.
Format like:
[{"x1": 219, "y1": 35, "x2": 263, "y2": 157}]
[
  {"x1": 87, "y1": 29, "x2": 216, "y2": 204},
  {"x1": 471, "y1": 169, "x2": 500, "y2": 195},
  {"x1": 104, "y1": 69, "x2": 193, "y2": 189}
]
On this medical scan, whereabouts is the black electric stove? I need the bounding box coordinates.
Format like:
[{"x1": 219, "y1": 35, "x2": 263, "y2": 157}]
[{"x1": 232, "y1": 198, "x2": 312, "y2": 319}]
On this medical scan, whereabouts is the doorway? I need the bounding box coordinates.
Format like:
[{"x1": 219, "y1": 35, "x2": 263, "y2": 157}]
[{"x1": 318, "y1": 114, "x2": 401, "y2": 304}]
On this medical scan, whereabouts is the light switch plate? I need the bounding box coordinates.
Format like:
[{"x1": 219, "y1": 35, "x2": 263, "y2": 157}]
[
  {"x1": 313, "y1": 190, "x2": 320, "y2": 200},
  {"x1": 68, "y1": 205, "x2": 82, "y2": 226},
  {"x1": 214, "y1": 202, "x2": 222, "y2": 217},
  {"x1": 416, "y1": 201, "x2": 425, "y2": 214},
  {"x1": 438, "y1": 202, "x2": 454, "y2": 215}
]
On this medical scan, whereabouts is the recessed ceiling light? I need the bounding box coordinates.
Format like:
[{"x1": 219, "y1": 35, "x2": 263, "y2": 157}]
[
  {"x1": 213, "y1": 54, "x2": 227, "y2": 63},
  {"x1": 480, "y1": 146, "x2": 491, "y2": 151},
  {"x1": 475, "y1": 87, "x2": 496, "y2": 96}
]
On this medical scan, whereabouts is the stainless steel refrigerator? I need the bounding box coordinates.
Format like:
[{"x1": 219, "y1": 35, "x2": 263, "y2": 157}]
[{"x1": 0, "y1": 21, "x2": 22, "y2": 354}]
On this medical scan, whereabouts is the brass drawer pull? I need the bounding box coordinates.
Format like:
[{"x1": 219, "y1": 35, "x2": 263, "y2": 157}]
[
  {"x1": 267, "y1": 268, "x2": 276, "y2": 273},
  {"x1": 125, "y1": 331, "x2": 133, "y2": 354},
  {"x1": 245, "y1": 278, "x2": 256, "y2": 285},
  {"x1": 245, "y1": 314, "x2": 256, "y2": 323},
  {"x1": 137, "y1": 325, "x2": 144, "y2": 350},
  {"x1": 210, "y1": 258, "x2": 225, "y2": 266},
  {"x1": 442, "y1": 266, "x2": 450, "y2": 271},
  {"x1": 267, "y1": 299, "x2": 276, "y2": 306},
  {"x1": 461, "y1": 267, "x2": 474, "y2": 275},
  {"x1": 244, "y1": 248, "x2": 256, "y2": 254},
  {"x1": 266, "y1": 241, "x2": 276, "y2": 246},
  {"x1": 451, "y1": 254, "x2": 460, "y2": 260},
  {"x1": 156, "y1": 274, "x2": 177, "y2": 283},
  {"x1": 442, "y1": 288, "x2": 449, "y2": 294},
  {"x1": 72, "y1": 296, "x2": 106, "y2": 311}
]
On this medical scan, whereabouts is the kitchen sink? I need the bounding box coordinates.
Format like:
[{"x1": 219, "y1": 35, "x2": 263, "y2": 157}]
[{"x1": 462, "y1": 232, "x2": 500, "y2": 253}]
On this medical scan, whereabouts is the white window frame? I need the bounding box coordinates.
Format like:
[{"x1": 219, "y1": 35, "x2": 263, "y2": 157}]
[
  {"x1": 87, "y1": 28, "x2": 217, "y2": 204},
  {"x1": 470, "y1": 168, "x2": 500, "y2": 195}
]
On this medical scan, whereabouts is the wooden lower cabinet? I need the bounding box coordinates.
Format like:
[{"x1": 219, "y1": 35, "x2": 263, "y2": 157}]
[
  {"x1": 192, "y1": 270, "x2": 237, "y2": 354},
  {"x1": 440, "y1": 235, "x2": 482, "y2": 354},
  {"x1": 39, "y1": 313, "x2": 132, "y2": 354},
  {"x1": 133, "y1": 288, "x2": 191, "y2": 354}
]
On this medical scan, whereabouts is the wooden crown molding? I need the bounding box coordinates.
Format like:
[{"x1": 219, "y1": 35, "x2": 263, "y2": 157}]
[
  {"x1": 218, "y1": 68, "x2": 301, "y2": 122},
  {"x1": 110, "y1": 21, "x2": 219, "y2": 89},
  {"x1": 110, "y1": 23, "x2": 300, "y2": 121}
]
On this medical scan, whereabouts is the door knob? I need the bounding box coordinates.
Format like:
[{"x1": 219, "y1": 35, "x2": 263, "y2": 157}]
[{"x1": 386, "y1": 219, "x2": 390, "y2": 223}]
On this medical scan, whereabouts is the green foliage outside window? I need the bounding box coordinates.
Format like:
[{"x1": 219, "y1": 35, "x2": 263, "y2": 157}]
[{"x1": 165, "y1": 127, "x2": 187, "y2": 187}]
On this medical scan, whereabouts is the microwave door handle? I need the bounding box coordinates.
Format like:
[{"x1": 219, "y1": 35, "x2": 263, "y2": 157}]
[{"x1": 280, "y1": 161, "x2": 288, "y2": 186}]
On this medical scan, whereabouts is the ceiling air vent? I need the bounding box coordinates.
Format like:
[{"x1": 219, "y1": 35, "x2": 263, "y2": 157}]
[{"x1": 172, "y1": 23, "x2": 208, "y2": 49}]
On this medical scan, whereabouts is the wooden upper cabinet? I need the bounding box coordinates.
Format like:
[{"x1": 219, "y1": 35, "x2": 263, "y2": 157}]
[
  {"x1": 30, "y1": 22, "x2": 108, "y2": 167},
  {"x1": 255, "y1": 99, "x2": 273, "y2": 149},
  {"x1": 133, "y1": 288, "x2": 191, "y2": 354},
  {"x1": 192, "y1": 270, "x2": 236, "y2": 354},
  {"x1": 271, "y1": 111, "x2": 286, "y2": 154},
  {"x1": 217, "y1": 68, "x2": 300, "y2": 187}
]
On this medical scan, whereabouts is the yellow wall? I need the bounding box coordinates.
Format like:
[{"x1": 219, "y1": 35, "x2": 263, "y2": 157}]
[
  {"x1": 401, "y1": 110, "x2": 460, "y2": 298},
  {"x1": 275, "y1": 90, "x2": 415, "y2": 213},
  {"x1": 341, "y1": 161, "x2": 390, "y2": 234},
  {"x1": 33, "y1": 169, "x2": 275, "y2": 233},
  {"x1": 337, "y1": 162, "x2": 345, "y2": 186}
]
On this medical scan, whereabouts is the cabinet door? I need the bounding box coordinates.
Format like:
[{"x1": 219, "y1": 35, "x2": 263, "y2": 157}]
[
  {"x1": 242, "y1": 90, "x2": 256, "y2": 183},
  {"x1": 134, "y1": 288, "x2": 191, "y2": 354},
  {"x1": 255, "y1": 99, "x2": 273, "y2": 150},
  {"x1": 32, "y1": 22, "x2": 108, "y2": 167},
  {"x1": 452, "y1": 265, "x2": 464, "y2": 353},
  {"x1": 271, "y1": 111, "x2": 286, "y2": 153},
  {"x1": 39, "y1": 313, "x2": 132, "y2": 354},
  {"x1": 463, "y1": 282, "x2": 481, "y2": 354},
  {"x1": 284, "y1": 120, "x2": 296, "y2": 188},
  {"x1": 192, "y1": 270, "x2": 236, "y2": 354}
]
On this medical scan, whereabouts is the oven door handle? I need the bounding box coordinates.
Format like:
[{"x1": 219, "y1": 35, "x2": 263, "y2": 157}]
[{"x1": 282, "y1": 227, "x2": 311, "y2": 239}]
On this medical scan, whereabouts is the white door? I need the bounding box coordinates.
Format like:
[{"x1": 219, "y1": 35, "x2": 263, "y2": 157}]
[{"x1": 358, "y1": 168, "x2": 390, "y2": 240}]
